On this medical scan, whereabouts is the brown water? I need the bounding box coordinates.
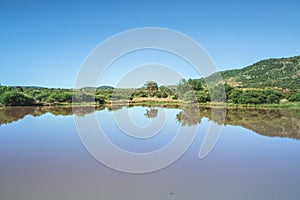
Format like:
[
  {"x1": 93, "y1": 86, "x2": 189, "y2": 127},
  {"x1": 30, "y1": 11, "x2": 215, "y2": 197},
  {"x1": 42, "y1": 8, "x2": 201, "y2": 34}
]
[{"x1": 0, "y1": 106, "x2": 299, "y2": 200}]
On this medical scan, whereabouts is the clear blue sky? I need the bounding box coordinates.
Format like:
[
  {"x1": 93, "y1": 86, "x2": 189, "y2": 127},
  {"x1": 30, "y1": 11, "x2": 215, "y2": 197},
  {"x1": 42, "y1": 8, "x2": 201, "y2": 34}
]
[{"x1": 0, "y1": 0, "x2": 300, "y2": 88}]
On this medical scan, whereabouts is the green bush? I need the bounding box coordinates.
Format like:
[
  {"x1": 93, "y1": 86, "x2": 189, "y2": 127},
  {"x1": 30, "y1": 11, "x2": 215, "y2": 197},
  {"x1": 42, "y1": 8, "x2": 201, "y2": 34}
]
[
  {"x1": 172, "y1": 95, "x2": 178, "y2": 100},
  {"x1": 195, "y1": 91, "x2": 209, "y2": 102},
  {"x1": 132, "y1": 89, "x2": 148, "y2": 98},
  {"x1": 95, "y1": 96, "x2": 106, "y2": 104},
  {"x1": 184, "y1": 91, "x2": 198, "y2": 102},
  {"x1": 288, "y1": 93, "x2": 300, "y2": 102},
  {"x1": 0, "y1": 91, "x2": 35, "y2": 106},
  {"x1": 210, "y1": 84, "x2": 226, "y2": 102},
  {"x1": 73, "y1": 93, "x2": 95, "y2": 102},
  {"x1": 34, "y1": 92, "x2": 51, "y2": 102},
  {"x1": 228, "y1": 90, "x2": 243, "y2": 103},
  {"x1": 228, "y1": 89, "x2": 284, "y2": 104},
  {"x1": 161, "y1": 92, "x2": 168, "y2": 98},
  {"x1": 46, "y1": 92, "x2": 72, "y2": 103},
  {"x1": 156, "y1": 92, "x2": 162, "y2": 98},
  {"x1": 263, "y1": 89, "x2": 283, "y2": 103},
  {"x1": 0, "y1": 86, "x2": 13, "y2": 94},
  {"x1": 159, "y1": 86, "x2": 173, "y2": 95},
  {"x1": 188, "y1": 79, "x2": 203, "y2": 90}
]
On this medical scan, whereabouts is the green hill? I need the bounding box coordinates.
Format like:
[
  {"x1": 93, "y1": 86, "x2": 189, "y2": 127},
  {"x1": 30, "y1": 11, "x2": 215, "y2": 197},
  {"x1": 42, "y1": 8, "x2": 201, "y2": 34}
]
[{"x1": 205, "y1": 56, "x2": 300, "y2": 90}]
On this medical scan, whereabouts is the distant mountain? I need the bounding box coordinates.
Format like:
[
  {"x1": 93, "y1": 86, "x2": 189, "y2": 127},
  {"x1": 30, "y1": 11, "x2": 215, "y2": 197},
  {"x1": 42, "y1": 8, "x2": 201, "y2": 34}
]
[
  {"x1": 79, "y1": 87, "x2": 97, "y2": 91},
  {"x1": 11, "y1": 86, "x2": 46, "y2": 89},
  {"x1": 98, "y1": 85, "x2": 114, "y2": 90},
  {"x1": 205, "y1": 56, "x2": 300, "y2": 89}
]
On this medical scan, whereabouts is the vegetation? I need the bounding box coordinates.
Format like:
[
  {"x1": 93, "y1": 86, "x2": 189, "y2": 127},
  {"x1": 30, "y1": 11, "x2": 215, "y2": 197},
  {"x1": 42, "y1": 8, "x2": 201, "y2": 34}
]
[
  {"x1": 228, "y1": 89, "x2": 283, "y2": 104},
  {"x1": 0, "y1": 83, "x2": 175, "y2": 106},
  {"x1": 0, "y1": 91, "x2": 35, "y2": 106},
  {"x1": 0, "y1": 81, "x2": 299, "y2": 107},
  {"x1": 205, "y1": 55, "x2": 300, "y2": 89},
  {"x1": 288, "y1": 93, "x2": 300, "y2": 102},
  {"x1": 0, "y1": 56, "x2": 299, "y2": 107}
]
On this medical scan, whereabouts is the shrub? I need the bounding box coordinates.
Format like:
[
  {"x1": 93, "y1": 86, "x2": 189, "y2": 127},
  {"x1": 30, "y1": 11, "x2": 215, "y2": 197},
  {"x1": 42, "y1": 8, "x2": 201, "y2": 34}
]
[
  {"x1": 195, "y1": 91, "x2": 209, "y2": 102},
  {"x1": 0, "y1": 91, "x2": 35, "y2": 106},
  {"x1": 95, "y1": 96, "x2": 106, "y2": 104},
  {"x1": 161, "y1": 92, "x2": 168, "y2": 98},
  {"x1": 288, "y1": 93, "x2": 300, "y2": 102},
  {"x1": 46, "y1": 92, "x2": 72, "y2": 103},
  {"x1": 184, "y1": 91, "x2": 198, "y2": 102}
]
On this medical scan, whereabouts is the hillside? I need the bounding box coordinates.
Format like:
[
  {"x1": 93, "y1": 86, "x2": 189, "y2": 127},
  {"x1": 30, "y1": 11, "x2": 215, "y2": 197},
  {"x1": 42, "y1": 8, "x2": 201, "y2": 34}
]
[{"x1": 205, "y1": 56, "x2": 300, "y2": 89}]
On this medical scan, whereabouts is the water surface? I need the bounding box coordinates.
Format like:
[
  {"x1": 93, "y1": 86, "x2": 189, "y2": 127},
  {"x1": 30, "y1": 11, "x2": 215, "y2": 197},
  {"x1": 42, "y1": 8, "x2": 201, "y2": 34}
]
[{"x1": 0, "y1": 106, "x2": 299, "y2": 200}]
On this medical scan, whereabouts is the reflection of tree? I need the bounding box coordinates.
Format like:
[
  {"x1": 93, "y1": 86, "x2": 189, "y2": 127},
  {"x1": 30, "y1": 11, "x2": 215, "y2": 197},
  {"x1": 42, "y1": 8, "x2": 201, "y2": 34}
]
[
  {"x1": 1, "y1": 105, "x2": 300, "y2": 140},
  {"x1": 106, "y1": 104, "x2": 125, "y2": 112},
  {"x1": 0, "y1": 107, "x2": 36, "y2": 125},
  {"x1": 0, "y1": 106, "x2": 105, "y2": 125},
  {"x1": 72, "y1": 106, "x2": 105, "y2": 117},
  {"x1": 176, "y1": 104, "x2": 201, "y2": 126},
  {"x1": 175, "y1": 106, "x2": 300, "y2": 140},
  {"x1": 144, "y1": 109, "x2": 158, "y2": 118}
]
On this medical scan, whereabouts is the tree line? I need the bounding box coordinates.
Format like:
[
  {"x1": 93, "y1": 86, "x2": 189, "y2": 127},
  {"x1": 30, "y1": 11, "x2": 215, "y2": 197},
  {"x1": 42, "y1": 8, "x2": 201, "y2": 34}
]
[{"x1": 0, "y1": 79, "x2": 299, "y2": 106}]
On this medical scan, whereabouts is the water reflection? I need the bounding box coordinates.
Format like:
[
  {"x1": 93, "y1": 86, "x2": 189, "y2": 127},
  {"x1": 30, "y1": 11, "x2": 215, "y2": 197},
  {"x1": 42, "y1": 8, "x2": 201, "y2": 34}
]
[
  {"x1": 0, "y1": 106, "x2": 104, "y2": 125},
  {"x1": 177, "y1": 106, "x2": 300, "y2": 139},
  {"x1": 0, "y1": 105, "x2": 300, "y2": 200},
  {"x1": 176, "y1": 104, "x2": 201, "y2": 126},
  {"x1": 144, "y1": 108, "x2": 158, "y2": 118},
  {"x1": 0, "y1": 106, "x2": 299, "y2": 140}
]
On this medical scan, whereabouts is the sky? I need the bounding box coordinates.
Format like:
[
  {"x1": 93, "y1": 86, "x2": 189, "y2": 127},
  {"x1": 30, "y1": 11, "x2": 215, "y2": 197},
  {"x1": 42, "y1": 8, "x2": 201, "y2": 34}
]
[{"x1": 0, "y1": 0, "x2": 300, "y2": 88}]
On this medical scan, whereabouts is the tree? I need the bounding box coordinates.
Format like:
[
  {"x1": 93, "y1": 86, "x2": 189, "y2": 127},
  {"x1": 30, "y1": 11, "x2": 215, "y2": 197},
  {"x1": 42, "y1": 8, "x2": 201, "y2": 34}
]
[
  {"x1": 159, "y1": 86, "x2": 173, "y2": 95},
  {"x1": 188, "y1": 79, "x2": 203, "y2": 90},
  {"x1": 241, "y1": 91, "x2": 265, "y2": 104},
  {"x1": 210, "y1": 84, "x2": 226, "y2": 102},
  {"x1": 46, "y1": 92, "x2": 72, "y2": 103},
  {"x1": 195, "y1": 91, "x2": 210, "y2": 102},
  {"x1": 288, "y1": 93, "x2": 300, "y2": 102},
  {"x1": 228, "y1": 89, "x2": 243, "y2": 104},
  {"x1": 176, "y1": 79, "x2": 192, "y2": 97},
  {"x1": 0, "y1": 91, "x2": 35, "y2": 106},
  {"x1": 34, "y1": 92, "x2": 50, "y2": 102},
  {"x1": 263, "y1": 89, "x2": 283, "y2": 103},
  {"x1": 132, "y1": 89, "x2": 148, "y2": 98},
  {"x1": 95, "y1": 96, "x2": 106, "y2": 104},
  {"x1": 161, "y1": 92, "x2": 168, "y2": 98},
  {"x1": 224, "y1": 83, "x2": 234, "y2": 98},
  {"x1": 183, "y1": 91, "x2": 198, "y2": 102},
  {"x1": 73, "y1": 93, "x2": 95, "y2": 102},
  {"x1": 144, "y1": 81, "x2": 158, "y2": 92},
  {"x1": 16, "y1": 86, "x2": 24, "y2": 92},
  {"x1": 0, "y1": 86, "x2": 13, "y2": 94}
]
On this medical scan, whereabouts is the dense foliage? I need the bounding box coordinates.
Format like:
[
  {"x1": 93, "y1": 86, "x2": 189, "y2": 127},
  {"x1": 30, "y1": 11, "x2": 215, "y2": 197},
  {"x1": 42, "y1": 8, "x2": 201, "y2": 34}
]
[
  {"x1": 1, "y1": 82, "x2": 299, "y2": 106},
  {"x1": 1, "y1": 55, "x2": 300, "y2": 108},
  {"x1": 174, "y1": 79, "x2": 299, "y2": 105},
  {"x1": 228, "y1": 89, "x2": 283, "y2": 104},
  {"x1": 0, "y1": 91, "x2": 35, "y2": 106},
  {"x1": 205, "y1": 56, "x2": 300, "y2": 89}
]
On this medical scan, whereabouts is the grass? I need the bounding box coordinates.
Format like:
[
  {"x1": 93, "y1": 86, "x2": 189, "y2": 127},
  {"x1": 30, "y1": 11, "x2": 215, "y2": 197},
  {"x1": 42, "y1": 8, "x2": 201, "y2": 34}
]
[{"x1": 1, "y1": 97, "x2": 300, "y2": 109}]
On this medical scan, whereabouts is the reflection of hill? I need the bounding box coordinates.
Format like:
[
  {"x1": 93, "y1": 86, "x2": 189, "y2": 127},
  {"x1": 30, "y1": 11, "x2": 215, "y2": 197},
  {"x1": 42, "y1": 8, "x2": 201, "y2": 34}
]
[
  {"x1": 176, "y1": 106, "x2": 300, "y2": 140},
  {"x1": 0, "y1": 107, "x2": 37, "y2": 125},
  {"x1": 0, "y1": 106, "x2": 105, "y2": 125},
  {"x1": 1, "y1": 106, "x2": 299, "y2": 140},
  {"x1": 224, "y1": 108, "x2": 300, "y2": 140}
]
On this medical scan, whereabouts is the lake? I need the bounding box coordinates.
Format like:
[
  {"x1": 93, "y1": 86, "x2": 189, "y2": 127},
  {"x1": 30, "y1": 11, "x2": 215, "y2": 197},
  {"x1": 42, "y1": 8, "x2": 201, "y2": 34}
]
[{"x1": 0, "y1": 105, "x2": 300, "y2": 200}]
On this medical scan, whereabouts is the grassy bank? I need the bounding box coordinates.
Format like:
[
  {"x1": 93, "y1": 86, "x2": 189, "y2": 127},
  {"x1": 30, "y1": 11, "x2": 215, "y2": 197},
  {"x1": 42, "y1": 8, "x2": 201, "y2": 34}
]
[{"x1": 1, "y1": 98, "x2": 300, "y2": 109}]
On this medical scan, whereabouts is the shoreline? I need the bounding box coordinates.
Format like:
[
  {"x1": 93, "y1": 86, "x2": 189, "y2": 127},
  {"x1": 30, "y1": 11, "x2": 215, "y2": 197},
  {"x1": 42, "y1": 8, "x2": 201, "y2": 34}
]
[{"x1": 1, "y1": 99, "x2": 299, "y2": 109}]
